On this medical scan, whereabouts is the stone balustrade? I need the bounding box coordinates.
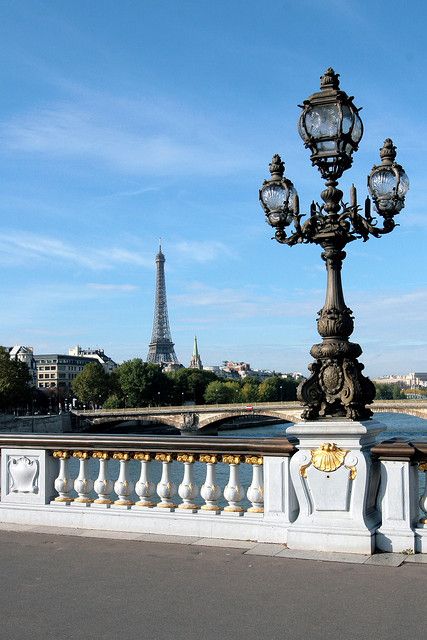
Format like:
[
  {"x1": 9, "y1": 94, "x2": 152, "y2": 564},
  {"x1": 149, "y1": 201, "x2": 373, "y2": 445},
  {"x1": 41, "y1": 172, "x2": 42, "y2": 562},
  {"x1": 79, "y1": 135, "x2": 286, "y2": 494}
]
[
  {"x1": 0, "y1": 433, "x2": 298, "y2": 544},
  {"x1": 0, "y1": 432, "x2": 426, "y2": 553},
  {"x1": 371, "y1": 439, "x2": 427, "y2": 554}
]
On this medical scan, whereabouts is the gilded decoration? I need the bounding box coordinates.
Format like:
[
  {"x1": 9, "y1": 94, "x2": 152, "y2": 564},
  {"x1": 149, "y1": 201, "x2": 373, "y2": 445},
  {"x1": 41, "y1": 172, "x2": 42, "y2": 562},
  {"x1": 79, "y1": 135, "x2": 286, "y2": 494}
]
[
  {"x1": 155, "y1": 453, "x2": 174, "y2": 463},
  {"x1": 300, "y1": 443, "x2": 357, "y2": 480},
  {"x1": 113, "y1": 452, "x2": 132, "y2": 461},
  {"x1": 199, "y1": 454, "x2": 218, "y2": 464},
  {"x1": 177, "y1": 454, "x2": 197, "y2": 464},
  {"x1": 312, "y1": 443, "x2": 348, "y2": 472},
  {"x1": 419, "y1": 462, "x2": 427, "y2": 472},
  {"x1": 73, "y1": 451, "x2": 90, "y2": 460},
  {"x1": 245, "y1": 456, "x2": 263, "y2": 466},
  {"x1": 134, "y1": 452, "x2": 152, "y2": 462},
  {"x1": 222, "y1": 455, "x2": 242, "y2": 465},
  {"x1": 92, "y1": 451, "x2": 110, "y2": 460},
  {"x1": 53, "y1": 451, "x2": 70, "y2": 459}
]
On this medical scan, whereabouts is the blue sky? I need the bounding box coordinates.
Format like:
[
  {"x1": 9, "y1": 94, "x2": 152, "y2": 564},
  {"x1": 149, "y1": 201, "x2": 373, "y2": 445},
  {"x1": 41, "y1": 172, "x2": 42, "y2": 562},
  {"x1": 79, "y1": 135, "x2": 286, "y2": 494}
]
[{"x1": 0, "y1": 0, "x2": 425, "y2": 376}]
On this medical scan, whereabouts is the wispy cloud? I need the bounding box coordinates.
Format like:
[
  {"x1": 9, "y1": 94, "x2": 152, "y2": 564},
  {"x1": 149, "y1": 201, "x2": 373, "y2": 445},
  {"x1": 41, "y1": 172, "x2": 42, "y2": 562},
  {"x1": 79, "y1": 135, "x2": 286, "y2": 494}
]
[
  {"x1": 0, "y1": 232, "x2": 152, "y2": 270},
  {"x1": 87, "y1": 283, "x2": 138, "y2": 292},
  {"x1": 0, "y1": 94, "x2": 255, "y2": 176},
  {"x1": 174, "y1": 241, "x2": 233, "y2": 263}
]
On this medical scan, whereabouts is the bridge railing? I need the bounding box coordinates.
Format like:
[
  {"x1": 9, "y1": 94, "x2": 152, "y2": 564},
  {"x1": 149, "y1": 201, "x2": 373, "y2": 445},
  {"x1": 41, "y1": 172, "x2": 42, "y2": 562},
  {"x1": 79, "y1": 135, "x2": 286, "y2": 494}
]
[
  {"x1": 0, "y1": 433, "x2": 298, "y2": 544},
  {"x1": 372, "y1": 439, "x2": 427, "y2": 553}
]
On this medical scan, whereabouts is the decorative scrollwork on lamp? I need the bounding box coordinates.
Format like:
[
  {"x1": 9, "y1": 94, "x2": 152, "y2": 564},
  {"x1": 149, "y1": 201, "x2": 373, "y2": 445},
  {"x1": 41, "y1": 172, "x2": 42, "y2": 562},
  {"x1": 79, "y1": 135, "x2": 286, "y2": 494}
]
[{"x1": 259, "y1": 69, "x2": 409, "y2": 421}]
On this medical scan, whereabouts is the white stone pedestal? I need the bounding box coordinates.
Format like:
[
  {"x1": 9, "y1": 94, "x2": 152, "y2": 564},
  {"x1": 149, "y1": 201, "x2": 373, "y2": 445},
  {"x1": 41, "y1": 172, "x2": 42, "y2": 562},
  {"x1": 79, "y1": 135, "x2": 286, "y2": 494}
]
[{"x1": 285, "y1": 420, "x2": 384, "y2": 554}]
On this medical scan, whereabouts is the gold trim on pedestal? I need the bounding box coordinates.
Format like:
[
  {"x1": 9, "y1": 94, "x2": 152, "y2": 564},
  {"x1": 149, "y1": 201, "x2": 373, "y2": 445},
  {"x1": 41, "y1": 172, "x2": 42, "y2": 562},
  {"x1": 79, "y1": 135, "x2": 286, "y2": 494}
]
[
  {"x1": 156, "y1": 502, "x2": 177, "y2": 509},
  {"x1": 94, "y1": 498, "x2": 113, "y2": 505},
  {"x1": 114, "y1": 499, "x2": 134, "y2": 506},
  {"x1": 200, "y1": 504, "x2": 222, "y2": 511},
  {"x1": 300, "y1": 443, "x2": 356, "y2": 479},
  {"x1": 54, "y1": 496, "x2": 74, "y2": 502},
  {"x1": 135, "y1": 501, "x2": 156, "y2": 508},
  {"x1": 74, "y1": 497, "x2": 93, "y2": 504},
  {"x1": 223, "y1": 505, "x2": 244, "y2": 512},
  {"x1": 177, "y1": 503, "x2": 198, "y2": 510},
  {"x1": 247, "y1": 506, "x2": 264, "y2": 513},
  {"x1": 311, "y1": 443, "x2": 348, "y2": 472}
]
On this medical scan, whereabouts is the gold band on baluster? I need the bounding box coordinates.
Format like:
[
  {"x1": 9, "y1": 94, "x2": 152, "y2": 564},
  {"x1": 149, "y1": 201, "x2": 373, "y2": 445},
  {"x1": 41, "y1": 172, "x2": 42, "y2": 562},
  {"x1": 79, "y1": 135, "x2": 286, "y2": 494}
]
[
  {"x1": 53, "y1": 450, "x2": 70, "y2": 459},
  {"x1": 155, "y1": 453, "x2": 174, "y2": 463},
  {"x1": 73, "y1": 451, "x2": 90, "y2": 460},
  {"x1": 134, "y1": 452, "x2": 153, "y2": 462},
  {"x1": 113, "y1": 452, "x2": 132, "y2": 461},
  {"x1": 245, "y1": 455, "x2": 263, "y2": 466},
  {"x1": 199, "y1": 454, "x2": 218, "y2": 464},
  {"x1": 177, "y1": 453, "x2": 197, "y2": 464},
  {"x1": 222, "y1": 455, "x2": 242, "y2": 465},
  {"x1": 419, "y1": 462, "x2": 427, "y2": 472},
  {"x1": 92, "y1": 451, "x2": 110, "y2": 460}
]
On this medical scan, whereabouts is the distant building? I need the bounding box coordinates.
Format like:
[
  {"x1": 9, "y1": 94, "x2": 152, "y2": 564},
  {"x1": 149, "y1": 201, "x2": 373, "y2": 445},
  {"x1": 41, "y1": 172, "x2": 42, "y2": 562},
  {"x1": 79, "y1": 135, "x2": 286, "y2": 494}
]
[
  {"x1": 68, "y1": 346, "x2": 117, "y2": 374},
  {"x1": 8, "y1": 346, "x2": 37, "y2": 386},
  {"x1": 189, "y1": 336, "x2": 203, "y2": 370},
  {"x1": 34, "y1": 347, "x2": 115, "y2": 396},
  {"x1": 373, "y1": 373, "x2": 427, "y2": 388}
]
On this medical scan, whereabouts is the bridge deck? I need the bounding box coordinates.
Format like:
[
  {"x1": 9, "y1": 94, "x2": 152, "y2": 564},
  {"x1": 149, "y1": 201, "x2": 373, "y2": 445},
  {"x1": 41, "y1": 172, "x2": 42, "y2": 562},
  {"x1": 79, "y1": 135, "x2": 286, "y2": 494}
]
[{"x1": 0, "y1": 528, "x2": 424, "y2": 640}]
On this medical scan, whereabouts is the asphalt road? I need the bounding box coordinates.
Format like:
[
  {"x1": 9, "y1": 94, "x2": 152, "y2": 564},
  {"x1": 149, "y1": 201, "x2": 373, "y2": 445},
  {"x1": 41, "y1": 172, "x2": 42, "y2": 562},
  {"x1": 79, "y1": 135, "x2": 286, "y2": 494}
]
[{"x1": 0, "y1": 531, "x2": 424, "y2": 640}]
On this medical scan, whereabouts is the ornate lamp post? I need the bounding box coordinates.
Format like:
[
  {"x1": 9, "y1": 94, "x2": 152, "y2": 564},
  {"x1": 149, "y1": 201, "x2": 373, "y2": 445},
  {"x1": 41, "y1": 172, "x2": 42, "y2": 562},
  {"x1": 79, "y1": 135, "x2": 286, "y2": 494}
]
[{"x1": 260, "y1": 68, "x2": 409, "y2": 422}]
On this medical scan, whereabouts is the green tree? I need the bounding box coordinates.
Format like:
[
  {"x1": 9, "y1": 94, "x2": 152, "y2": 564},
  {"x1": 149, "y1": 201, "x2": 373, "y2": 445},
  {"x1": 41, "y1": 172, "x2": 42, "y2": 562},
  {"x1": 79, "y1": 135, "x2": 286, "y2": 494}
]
[
  {"x1": 204, "y1": 380, "x2": 233, "y2": 404},
  {"x1": 115, "y1": 359, "x2": 172, "y2": 407},
  {"x1": 240, "y1": 378, "x2": 260, "y2": 403},
  {"x1": 103, "y1": 393, "x2": 124, "y2": 409},
  {"x1": 0, "y1": 346, "x2": 32, "y2": 411},
  {"x1": 167, "y1": 368, "x2": 218, "y2": 405},
  {"x1": 72, "y1": 361, "x2": 110, "y2": 407},
  {"x1": 257, "y1": 375, "x2": 298, "y2": 402},
  {"x1": 374, "y1": 383, "x2": 406, "y2": 400}
]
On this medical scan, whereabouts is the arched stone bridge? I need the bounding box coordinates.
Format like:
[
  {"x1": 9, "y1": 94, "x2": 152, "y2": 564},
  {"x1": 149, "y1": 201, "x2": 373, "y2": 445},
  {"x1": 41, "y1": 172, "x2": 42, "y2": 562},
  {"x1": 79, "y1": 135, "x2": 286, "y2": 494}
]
[{"x1": 73, "y1": 400, "x2": 427, "y2": 433}]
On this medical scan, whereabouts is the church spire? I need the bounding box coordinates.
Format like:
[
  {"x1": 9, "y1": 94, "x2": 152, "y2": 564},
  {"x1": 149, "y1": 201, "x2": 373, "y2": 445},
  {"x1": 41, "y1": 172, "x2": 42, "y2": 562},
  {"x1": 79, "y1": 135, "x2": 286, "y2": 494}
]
[{"x1": 189, "y1": 335, "x2": 203, "y2": 370}]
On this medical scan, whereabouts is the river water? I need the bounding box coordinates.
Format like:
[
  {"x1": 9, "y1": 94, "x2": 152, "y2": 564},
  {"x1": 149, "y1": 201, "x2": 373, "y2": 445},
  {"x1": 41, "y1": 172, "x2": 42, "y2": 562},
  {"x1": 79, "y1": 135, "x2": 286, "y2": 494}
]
[{"x1": 69, "y1": 412, "x2": 426, "y2": 508}]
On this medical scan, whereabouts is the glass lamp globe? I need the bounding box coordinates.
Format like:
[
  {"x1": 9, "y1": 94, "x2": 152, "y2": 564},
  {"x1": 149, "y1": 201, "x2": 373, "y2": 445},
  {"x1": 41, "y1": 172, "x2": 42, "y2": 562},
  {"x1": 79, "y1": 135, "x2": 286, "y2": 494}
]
[
  {"x1": 259, "y1": 154, "x2": 298, "y2": 228},
  {"x1": 368, "y1": 139, "x2": 409, "y2": 216},
  {"x1": 298, "y1": 68, "x2": 363, "y2": 179}
]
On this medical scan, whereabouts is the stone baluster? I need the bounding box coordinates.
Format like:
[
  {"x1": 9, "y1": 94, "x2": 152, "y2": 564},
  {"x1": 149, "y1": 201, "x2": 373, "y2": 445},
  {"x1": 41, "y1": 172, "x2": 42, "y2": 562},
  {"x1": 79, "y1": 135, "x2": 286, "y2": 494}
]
[
  {"x1": 52, "y1": 450, "x2": 74, "y2": 503},
  {"x1": 72, "y1": 451, "x2": 93, "y2": 504},
  {"x1": 245, "y1": 456, "x2": 264, "y2": 513},
  {"x1": 134, "y1": 453, "x2": 156, "y2": 507},
  {"x1": 92, "y1": 452, "x2": 114, "y2": 505},
  {"x1": 200, "y1": 454, "x2": 221, "y2": 512},
  {"x1": 155, "y1": 453, "x2": 177, "y2": 510},
  {"x1": 419, "y1": 462, "x2": 427, "y2": 524},
  {"x1": 177, "y1": 454, "x2": 199, "y2": 511},
  {"x1": 222, "y1": 455, "x2": 244, "y2": 514},
  {"x1": 112, "y1": 453, "x2": 134, "y2": 506}
]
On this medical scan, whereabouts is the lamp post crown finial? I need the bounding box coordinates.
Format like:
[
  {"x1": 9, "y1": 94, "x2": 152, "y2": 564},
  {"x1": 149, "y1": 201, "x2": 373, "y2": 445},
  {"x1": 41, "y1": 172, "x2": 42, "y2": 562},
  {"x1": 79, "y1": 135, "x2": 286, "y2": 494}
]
[
  {"x1": 380, "y1": 138, "x2": 397, "y2": 163},
  {"x1": 269, "y1": 154, "x2": 285, "y2": 179},
  {"x1": 320, "y1": 67, "x2": 340, "y2": 90}
]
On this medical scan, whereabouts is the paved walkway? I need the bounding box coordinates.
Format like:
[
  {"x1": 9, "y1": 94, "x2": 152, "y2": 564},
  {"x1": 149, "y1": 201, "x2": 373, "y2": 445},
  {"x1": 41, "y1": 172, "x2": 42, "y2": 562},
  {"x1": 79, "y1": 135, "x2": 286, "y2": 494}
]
[{"x1": 0, "y1": 527, "x2": 425, "y2": 640}]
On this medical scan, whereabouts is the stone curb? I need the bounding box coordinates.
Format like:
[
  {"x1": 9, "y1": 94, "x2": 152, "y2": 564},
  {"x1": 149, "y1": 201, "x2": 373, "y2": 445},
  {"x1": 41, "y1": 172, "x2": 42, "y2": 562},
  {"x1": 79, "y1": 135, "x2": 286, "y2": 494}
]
[{"x1": 0, "y1": 522, "x2": 422, "y2": 566}]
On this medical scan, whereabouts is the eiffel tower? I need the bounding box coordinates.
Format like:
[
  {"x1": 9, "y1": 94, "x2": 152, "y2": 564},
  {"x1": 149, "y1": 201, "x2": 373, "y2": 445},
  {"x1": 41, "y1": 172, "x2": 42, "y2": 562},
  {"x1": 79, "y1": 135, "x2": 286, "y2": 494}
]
[{"x1": 146, "y1": 243, "x2": 180, "y2": 365}]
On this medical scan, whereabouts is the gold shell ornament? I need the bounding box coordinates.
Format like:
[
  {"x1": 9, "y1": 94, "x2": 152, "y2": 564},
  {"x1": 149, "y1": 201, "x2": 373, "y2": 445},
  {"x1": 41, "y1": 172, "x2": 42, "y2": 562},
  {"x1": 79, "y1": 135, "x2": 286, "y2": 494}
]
[{"x1": 311, "y1": 443, "x2": 348, "y2": 472}]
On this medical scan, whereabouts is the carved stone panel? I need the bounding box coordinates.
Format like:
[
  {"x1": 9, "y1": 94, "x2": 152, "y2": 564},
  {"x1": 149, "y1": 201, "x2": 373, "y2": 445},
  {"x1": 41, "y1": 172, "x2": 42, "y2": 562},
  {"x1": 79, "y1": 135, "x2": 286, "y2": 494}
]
[{"x1": 1, "y1": 449, "x2": 58, "y2": 504}]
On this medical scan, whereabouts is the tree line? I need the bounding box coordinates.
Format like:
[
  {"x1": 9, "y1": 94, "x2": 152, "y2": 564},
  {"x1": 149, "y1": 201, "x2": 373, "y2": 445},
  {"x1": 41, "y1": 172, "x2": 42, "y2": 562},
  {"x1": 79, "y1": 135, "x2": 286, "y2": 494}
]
[
  {"x1": 71, "y1": 359, "x2": 302, "y2": 408},
  {"x1": 0, "y1": 345, "x2": 418, "y2": 412}
]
